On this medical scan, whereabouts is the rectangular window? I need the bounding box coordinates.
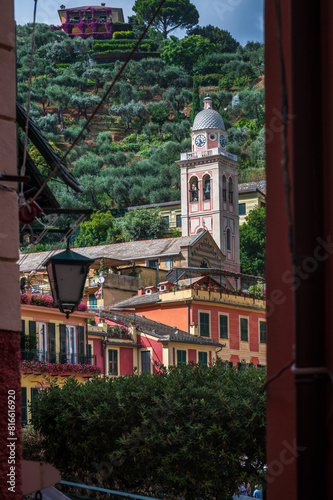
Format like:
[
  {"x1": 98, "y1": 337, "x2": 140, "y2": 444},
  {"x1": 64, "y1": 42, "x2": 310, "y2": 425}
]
[
  {"x1": 261, "y1": 201, "x2": 266, "y2": 208},
  {"x1": 89, "y1": 294, "x2": 97, "y2": 306},
  {"x1": 199, "y1": 312, "x2": 210, "y2": 337},
  {"x1": 141, "y1": 351, "x2": 151, "y2": 373},
  {"x1": 198, "y1": 351, "x2": 208, "y2": 365},
  {"x1": 177, "y1": 350, "x2": 186, "y2": 366},
  {"x1": 239, "y1": 203, "x2": 246, "y2": 215},
  {"x1": 219, "y1": 315, "x2": 228, "y2": 339},
  {"x1": 87, "y1": 344, "x2": 92, "y2": 365},
  {"x1": 162, "y1": 216, "x2": 169, "y2": 228},
  {"x1": 148, "y1": 259, "x2": 158, "y2": 269},
  {"x1": 108, "y1": 349, "x2": 118, "y2": 376},
  {"x1": 259, "y1": 321, "x2": 267, "y2": 343},
  {"x1": 21, "y1": 387, "x2": 27, "y2": 427},
  {"x1": 30, "y1": 388, "x2": 40, "y2": 424},
  {"x1": 240, "y1": 318, "x2": 249, "y2": 342},
  {"x1": 176, "y1": 214, "x2": 182, "y2": 227}
]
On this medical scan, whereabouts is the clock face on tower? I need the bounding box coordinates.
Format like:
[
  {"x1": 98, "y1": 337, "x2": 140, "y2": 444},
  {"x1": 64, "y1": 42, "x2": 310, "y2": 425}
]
[
  {"x1": 195, "y1": 134, "x2": 206, "y2": 148},
  {"x1": 220, "y1": 135, "x2": 226, "y2": 148}
]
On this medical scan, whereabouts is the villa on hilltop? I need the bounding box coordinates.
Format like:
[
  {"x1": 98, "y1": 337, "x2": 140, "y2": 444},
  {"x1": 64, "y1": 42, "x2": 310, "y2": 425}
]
[{"x1": 54, "y1": 3, "x2": 127, "y2": 39}]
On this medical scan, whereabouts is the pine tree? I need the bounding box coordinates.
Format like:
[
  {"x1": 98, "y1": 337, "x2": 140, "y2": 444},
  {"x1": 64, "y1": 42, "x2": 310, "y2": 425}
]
[{"x1": 190, "y1": 76, "x2": 201, "y2": 124}]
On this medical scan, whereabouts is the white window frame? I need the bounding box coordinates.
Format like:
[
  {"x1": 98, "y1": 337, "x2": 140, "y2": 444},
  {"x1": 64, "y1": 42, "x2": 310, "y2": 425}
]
[
  {"x1": 37, "y1": 322, "x2": 47, "y2": 361},
  {"x1": 66, "y1": 326, "x2": 76, "y2": 363}
]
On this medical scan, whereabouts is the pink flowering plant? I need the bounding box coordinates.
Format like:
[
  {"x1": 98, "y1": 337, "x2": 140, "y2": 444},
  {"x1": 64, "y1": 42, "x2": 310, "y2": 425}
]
[
  {"x1": 21, "y1": 293, "x2": 31, "y2": 305},
  {"x1": 30, "y1": 294, "x2": 54, "y2": 308},
  {"x1": 21, "y1": 359, "x2": 100, "y2": 376}
]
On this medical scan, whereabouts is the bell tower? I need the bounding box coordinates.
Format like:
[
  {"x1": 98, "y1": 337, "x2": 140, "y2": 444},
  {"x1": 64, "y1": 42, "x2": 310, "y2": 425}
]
[{"x1": 177, "y1": 95, "x2": 240, "y2": 274}]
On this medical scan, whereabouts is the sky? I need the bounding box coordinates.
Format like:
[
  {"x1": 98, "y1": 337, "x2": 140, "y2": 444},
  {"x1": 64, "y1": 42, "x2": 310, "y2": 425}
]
[{"x1": 13, "y1": 0, "x2": 264, "y2": 46}]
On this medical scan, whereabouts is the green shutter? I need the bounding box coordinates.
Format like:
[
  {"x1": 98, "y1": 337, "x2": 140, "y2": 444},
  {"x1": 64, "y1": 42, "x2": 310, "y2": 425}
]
[
  {"x1": 219, "y1": 315, "x2": 228, "y2": 339},
  {"x1": 199, "y1": 312, "x2": 210, "y2": 337},
  {"x1": 30, "y1": 388, "x2": 40, "y2": 424},
  {"x1": 260, "y1": 321, "x2": 267, "y2": 343},
  {"x1": 198, "y1": 352, "x2": 208, "y2": 365},
  {"x1": 28, "y1": 321, "x2": 37, "y2": 350},
  {"x1": 177, "y1": 350, "x2": 186, "y2": 366},
  {"x1": 141, "y1": 351, "x2": 151, "y2": 374},
  {"x1": 108, "y1": 350, "x2": 118, "y2": 375},
  {"x1": 78, "y1": 326, "x2": 85, "y2": 363},
  {"x1": 240, "y1": 318, "x2": 248, "y2": 341},
  {"x1": 20, "y1": 320, "x2": 25, "y2": 353},
  {"x1": 48, "y1": 323, "x2": 56, "y2": 363},
  {"x1": 59, "y1": 324, "x2": 67, "y2": 363},
  {"x1": 21, "y1": 388, "x2": 27, "y2": 427}
]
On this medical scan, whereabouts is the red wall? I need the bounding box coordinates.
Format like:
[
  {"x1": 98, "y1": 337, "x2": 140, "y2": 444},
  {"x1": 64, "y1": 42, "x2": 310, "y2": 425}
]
[
  {"x1": 92, "y1": 338, "x2": 105, "y2": 375},
  {"x1": 135, "y1": 302, "x2": 265, "y2": 366},
  {"x1": 120, "y1": 347, "x2": 133, "y2": 376}
]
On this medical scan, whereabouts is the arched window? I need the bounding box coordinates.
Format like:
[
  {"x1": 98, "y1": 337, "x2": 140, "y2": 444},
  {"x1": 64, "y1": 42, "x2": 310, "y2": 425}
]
[
  {"x1": 200, "y1": 259, "x2": 209, "y2": 268},
  {"x1": 229, "y1": 178, "x2": 234, "y2": 204},
  {"x1": 226, "y1": 229, "x2": 231, "y2": 250},
  {"x1": 222, "y1": 175, "x2": 227, "y2": 202},
  {"x1": 203, "y1": 175, "x2": 211, "y2": 201},
  {"x1": 189, "y1": 176, "x2": 199, "y2": 202}
]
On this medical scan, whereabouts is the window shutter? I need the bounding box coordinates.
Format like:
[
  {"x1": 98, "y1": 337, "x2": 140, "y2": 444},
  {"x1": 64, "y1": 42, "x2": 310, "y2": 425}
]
[
  {"x1": 240, "y1": 318, "x2": 248, "y2": 341},
  {"x1": 177, "y1": 350, "x2": 186, "y2": 366},
  {"x1": 260, "y1": 321, "x2": 267, "y2": 343},
  {"x1": 20, "y1": 320, "x2": 25, "y2": 353},
  {"x1": 78, "y1": 326, "x2": 85, "y2": 363},
  {"x1": 48, "y1": 323, "x2": 56, "y2": 363},
  {"x1": 219, "y1": 315, "x2": 228, "y2": 339},
  {"x1": 30, "y1": 388, "x2": 40, "y2": 425},
  {"x1": 59, "y1": 324, "x2": 67, "y2": 363},
  {"x1": 21, "y1": 387, "x2": 27, "y2": 426},
  {"x1": 199, "y1": 312, "x2": 210, "y2": 337},
  {"x1": 28, "y1": 321, "x2": 37, "y2": 350},
  {"x1": 198, "y1": 352, "x2": 208, "y2": 365},
  {"x1": 141, "y1": 351, "x2": 151, "y2": 374}
]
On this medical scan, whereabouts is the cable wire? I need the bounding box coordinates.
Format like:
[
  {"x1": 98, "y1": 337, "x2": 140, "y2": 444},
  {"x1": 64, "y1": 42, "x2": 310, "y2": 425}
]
[{"x1": 20, "y1": 0, "x2": 38, "y2": 195}]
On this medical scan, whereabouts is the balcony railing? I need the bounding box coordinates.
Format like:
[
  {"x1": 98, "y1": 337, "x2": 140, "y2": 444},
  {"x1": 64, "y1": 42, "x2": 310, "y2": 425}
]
[
  {"x1": 180, "y1": 148, "x2": 238, "y2": 162},
  {"x1": 21, "y1": 350, "x2": 96, "y2": 366}
]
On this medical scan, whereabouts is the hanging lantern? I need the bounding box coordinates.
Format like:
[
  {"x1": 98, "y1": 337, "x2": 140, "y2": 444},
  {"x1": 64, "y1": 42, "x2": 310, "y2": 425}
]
[{"x1": 45, "y1": 247, "x2": 94, "y2": 318}]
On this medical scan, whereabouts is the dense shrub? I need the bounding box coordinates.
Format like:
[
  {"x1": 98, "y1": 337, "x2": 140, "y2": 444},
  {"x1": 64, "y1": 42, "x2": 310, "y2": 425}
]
[
  {"x1": 32, "y1": 361, "x2": 266, "y2": 499},
  {"x1": 112, "y1": 30, "x2": 135, "y2": 39}
]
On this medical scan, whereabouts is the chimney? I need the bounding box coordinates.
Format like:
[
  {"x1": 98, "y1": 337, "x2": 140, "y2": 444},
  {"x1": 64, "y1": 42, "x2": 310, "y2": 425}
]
[{"x1": 101, "y1": 2, "x2": 106, "y2": 5}]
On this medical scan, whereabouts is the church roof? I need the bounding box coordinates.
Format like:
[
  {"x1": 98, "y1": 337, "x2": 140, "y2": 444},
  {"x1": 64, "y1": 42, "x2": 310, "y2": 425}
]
[
  {"x1": 192, "y1": 109, "x2": 225, "y2": 132},
  {"x1": 19, "y1": 235, "x2": 200, "y2": 272}
]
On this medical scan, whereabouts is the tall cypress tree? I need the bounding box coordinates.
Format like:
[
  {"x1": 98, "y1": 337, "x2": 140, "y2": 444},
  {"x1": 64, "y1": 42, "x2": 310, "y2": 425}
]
[{"x1": 190, "y1": 76, "x2": 201, "y2": 124}]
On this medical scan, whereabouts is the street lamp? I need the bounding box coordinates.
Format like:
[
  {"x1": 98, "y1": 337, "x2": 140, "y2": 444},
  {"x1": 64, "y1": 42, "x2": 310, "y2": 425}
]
[{"x1": 45, "y1": 243, "x2": 94, "y2": 318}]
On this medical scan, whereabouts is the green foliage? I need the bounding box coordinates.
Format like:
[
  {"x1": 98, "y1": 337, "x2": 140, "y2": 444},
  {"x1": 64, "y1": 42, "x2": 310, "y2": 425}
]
[
  {"x1": 122, "y1": 208, "x2": 167, "y2": 241},
  {"x1": 187, "y1": 24, "x2": 239, "y2": 53},
  {"x1": 133, "y1": 0, "x2": 199, "y2": 39},
  {"x1": 190, "y1": 75, "x2": 201, "y2": 124},
  {"x1": 113, "y1": 30, "x2": 135, "y2": 39},
  {"x1": 31, "y1": 361, "x2": 266, "y2": 498},
  {"x1": 75, "y1": 211, "x2": 119, "y2": 247},
  {"x1": 29, "y1": 142, "x2": 62, "y2": 178},
  {"x1": 95, "y1": 131, "x2": 113, "y2": 156},
  {"x1": 162, "y1": 35, "x2": 216, "y2": 73},
  {"x1": 240, "y1": 206, "x2": 266, "y2": 276}
]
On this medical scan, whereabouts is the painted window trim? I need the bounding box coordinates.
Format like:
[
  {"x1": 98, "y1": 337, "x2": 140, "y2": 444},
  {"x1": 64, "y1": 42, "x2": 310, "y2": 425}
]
[{"x1": 198, "y1": 310, "x2": 211, "y2": 338}]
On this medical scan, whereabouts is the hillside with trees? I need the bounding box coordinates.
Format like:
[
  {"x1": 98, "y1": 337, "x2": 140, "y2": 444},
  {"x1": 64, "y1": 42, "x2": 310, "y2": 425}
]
[{"x1": 17, "y1": 10, "x2": 265, "y2": 250}]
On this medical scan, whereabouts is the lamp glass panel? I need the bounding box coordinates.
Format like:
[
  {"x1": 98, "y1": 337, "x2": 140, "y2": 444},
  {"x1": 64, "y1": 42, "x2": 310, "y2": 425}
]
[{"x1": 54, "y1": 263, "x2": 88, "y2": 304}]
